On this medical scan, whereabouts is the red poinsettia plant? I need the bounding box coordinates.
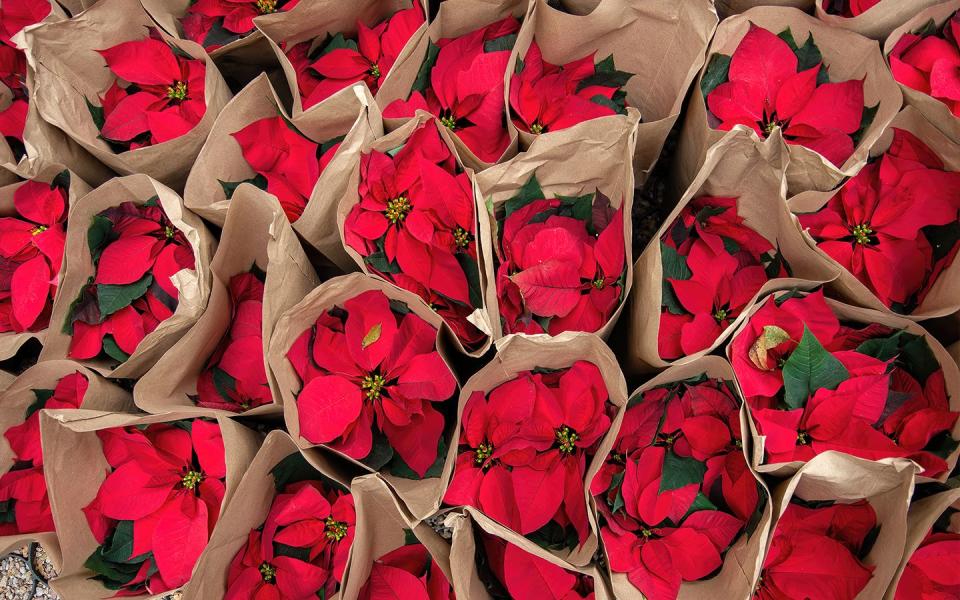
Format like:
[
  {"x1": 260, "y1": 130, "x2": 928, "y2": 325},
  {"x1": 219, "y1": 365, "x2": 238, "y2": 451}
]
[
  {"x1": 477, "y1": 533, "x2": 596, "y2": 600},
  {"x1": 731, "y1": 291, "x2": 959, "y2": 477},
  {"x1": 796, "y1": 128, "x2": 960, "y2": 313},
  {"x1": 894, "y1": 505, "x2": 960, "y2": 600},
  {"x1": 286, "y1": 289, "x2": 457, "y2": 479},
  {"x1": 510, "y1": 41, "x2": 633, "y2": 136},
  {"x1": 64, "y1": 199, "x2": 197, "y2": 364},
  {"x1": 383, "y1": 16, "x2": 520, "y2": 163},
  {"x1": 822, "y1": 0, "x2": 882, "y2": 17},
  {"x1": 0, "y1": 173, "x2": 70, "y2": 334},
  {"x1": 181, "y1": 0, "x2": 300, "y2": 52},
  {"x1": 358, "y1": 536, "x2": 454, "y2": 600},
  {"x1": 591, "y1": 375, "x2": 762, "y2": 600},
  {"x1": 82, "y1": 419, "x2": 226, "y2": 594},
  {"x1": 88, "y1": 32, "x2": 207, "y2": 152},
  {"x1": 444, "y1": 361, "x2": 615, "y2": 552},
  {"x1": 284, "y1": 5, "x2": 424, "y2": 110},
  {"x1": 226, "y1": 452, "x2": 355, "y2": 600},
  {"x1": 0, "y1": 371, "x2": 87, "y2": 535},
  {"x1": 0, "y1": 0, "x2": 52, "y2": 158},
  {"x1": 343, "y1": 121, "x2": 485, "y2": 350},
  {"x1": 221, "y1": 115, "x2": 342, "y2": 222},
  {"x1": 195, "y1": 269, "x2": 271, "y2": 413},
  {"x1": 658, "y1": 195, "x2": 789, "y2": 361},
  {"x1": 702, "y1": 25, "x2": 876, "y2": 167},
  {"x1": 888, "y1": 10, "x2": 960, "y2": 118},
  {"x1": 494, "y1": 174, "x2": 627, "y2": 336},
  {"x1": 754, "y1": 498, "x2": 878, "y2": 600}
]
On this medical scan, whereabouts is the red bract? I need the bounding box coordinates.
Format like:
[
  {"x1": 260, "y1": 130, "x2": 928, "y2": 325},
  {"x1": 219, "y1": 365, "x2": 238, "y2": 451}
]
[
  {"x1": 895, "y1": 528, "x2": 960, "y2": 600},
  {"x1": 358, "y1": 542, "x2": 454, "y2": 600},
  {"x1": 226, "y1": 479, "x2": 355, "y2": 600},
  {"x1": 0, "y1": 0, "x2": 51, "y2": 157},
  {"x1": 94, "y1": 36, "x2": 207, "y2": 151},
  {"x1": 592, "y1": 377, "x2": 758, "y2": 600},
  {"x1": 754, "y1": 500, "x2": 876, "y2": 600},
  {"x1": 286, "y1": 289, "x2": 456, "y2": 477},
  {"x1": 182, "y1": 0, "x2": 300, "y2": 51},
  {"x1": 822, "y1": 0, "x2": 882, "y2": 17},
  {"x1": 66, "y1": 200, "x2": 196, "y2": 364},
  {"x1": 4, "y1": 371, "x2": 87, "y2": 467},
  {"x1": 495, "y1": 176, "x2": 627, "y2": 336},
  {"x1": 227, "y1": 115, "x2": 341, "y2": 222},
  {"x1": 731, "y1": 291, "x2": 959, "y2": 477},
  {"x1": 798, "y1": 129, "x2": 960, "y2": 312},
  {"x1": 444, "y1": 361, "x2": 613, "y2": 549},
  {"x1": 481, "y1": 534, "x2": 595, "y2": 600},
  {"x1": 658, "y1": 195, "x2": 787, "y2": 360},
  {"x1": 383, "y1": 17, "x2": 520, "y2": 163},
  {"x1": 82, "y1": 420, "x2": 226, "y2": 594},
  {"x1": 889, "y1": 11, "x2": 960, "y2": 118},
  {"x1": 704, "y1": 25, "x2": 871, "y2": 167},
  {"x1": 343, "y1": 121, "x2": 485, "y2": 350},
  {"x1": 0, "y1": 177, "x2": 69, "y2": 333},
  {"x1": 286, "y1": 6, "x2": 424, "y2": 109},
  {"x1": 196, "y1": 270, "x2": 271, "y2": 413},
  {"x1": 510, "y1": 41, "x2": 632, "y2": 135}
]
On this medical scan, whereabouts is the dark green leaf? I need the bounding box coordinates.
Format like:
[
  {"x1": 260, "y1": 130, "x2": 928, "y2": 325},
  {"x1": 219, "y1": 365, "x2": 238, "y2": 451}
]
[
  {"x1": 321, "y1": 32, "x2": 359, "y2": 55},
  {"x1": 455, "y1": 252, "x2": 483, "y2": 309},
  {"x1": 856, "y1": 332, "x2": 903, "y2": 362},
  {"x1": 794, "y1": 33, "x2": 823, "y2": 72},
  {"x1": 722, "y1": 236, "x2": 740, "y2": 255},
  {"x1": 527, "y1": 520, "x2": 579, "y2": 552},
  {"x1": 660, "y1": 242, "x2": 692, "y2": 315},
  {"x1": 202, "y1": 19, "x2": 241, "y2": 48},
  {"x1": 51, "y1": 170, "x2": 71, "y2": 192},
  {"x1": 899, "y1": 332, "x2": 939, "y2": 384},
  {"x1": 212, "y1": 367, "x2": 237, "y2": 402},
  {"x1": 388, "y1": 435, "x2": 446, "y2": 479},
  {"x1": 87, "y1": 215, "x2": 115, "y2": 258},
  {"x1": 914, "y1": 18, "x2": 938, "y2": 37},
  {"x1": 927, "y1": 431, "x2": 960, "y2": 460},
  {"x1": 683, "y1": 492, "x2": 718, "y2": 519},
  {"x1": 781, "y1": 326, "x2": 849, "y2": 409},
  {"x1": 388, "y1": 298, "x2": 411, "y2": 315},
  {"x1": 24, "y1": 388, "x2": 55, "y2": 418},
  {"x1": 85, "y1": 97, "x2": 105, "y2": 131},
  {"x1": 514, "y1": 56, "x2": 524, "y2": 74},
  {"x1": 659, "y1": 451, "x2": 707, "y2": 493},
  {"x1": 923, "y1": 220, "x2": 960, "y2": 264},
  {"x1": 101, "y1": 336, "x2": 130, "y2": 363},
  {"x1": 97, "y1": 274, "x2": 152, "y2": 318},
  {"x1": 101, "y1": 520, "x2": 136, "y2": 563},
  {"x1": 319, "y1": 135, "x2": 346, "y2": 156},
  {"x1": 778, "y1": 28, "x2": 799, "y2": 51},
  {"x1": 483, "y1": 33, "x2": 517, "y2": 53},
  {"x1": 363, "y1": 430, "x2": 395, "y2": 471},
  {"x1": 700, "y1": 53, "x2": 731, "y2": 98},
  {"x1": 503, "y1": 173, "x2": 545, "y2": 218},
  {"x1": 273, "y1": 542, "x2": 312, "y2": 561},
  {"x1": 576, "y1": 67, "x2": 633, "y2": 94},
  {"x1": 219, "y1": 174, "x2": 268, "y2": 200},
  {"x1": 403, "y1": 528, "x2": 419, "y2": 546},
  {"x1": 852, "y1": 103, "x2": 879, "y2": 147},
  {"x1": 364, "y1": 251, "x2": 400, "y2": 274},
  {"x1": 589, "y1": 94, "x2": 626, "y2": 115},
  {"x1": 411, "y1": 41, "x2": 440, "y2": 94}
]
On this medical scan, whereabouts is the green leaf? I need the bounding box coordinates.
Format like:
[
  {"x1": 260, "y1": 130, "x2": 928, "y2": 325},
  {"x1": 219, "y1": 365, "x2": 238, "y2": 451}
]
[
  {"x1": 576, "y1": 65, "x2": 633, "y2": 94},
  {"x1": 272, "y1": 542, "x2": 311, "y2": 561},
  {"x1": 85, "y1": 97, "x2": 105, "y2": 131},
  {"x1": 514, "y1": 56, "x2": 524, "y2": 74},
  {"x1": 659, "y1": 450, "x2": 707, "y2": 493},
  {"x1": 364, "y1": 252, "x2": 400, "y2": 274},
  {"x1": 97, "y1": 274, "x2": 152, "y2": 318},
  {"x1": 683, "y1": 492, "x2": 718, "y2": 519},
  {"x1": 700, "y1": 53, "x2": 731, "y2": 98},
  {"x1": 778, "y1": 28, "x2": 799, "y2": 51},
  {"x1": 87, "y1": 215, "x2": 115, "y2": 258},
  {"x1": 527, "y1": 520, "x2": 579, "y2": 552},
  {"x1": 321, "y1": 32, "x2": 358, "y2": 55},
  {"x1": 914, "y1": 18, "x2": 938, "y2": 37},
  {"x1": 388, "y1": 435, "x2": 446, "y2": 479},
  {"x1": 101, "y1": 520, "x2": 136, "y2": 563},
  {"x1": 722, "y1": 235, "x2": 740, "y2": 255},
  {"x1": 660, "y1": 242, "x2": 692, "y2": 315},
  {"x1": 558, "y1": 193, "x2": 594, "y2": 224},
  {"x1": 319, "y1": 135, "x2": 346, "y2": 156},
  {"x1": 403, "y1": 528, "x2": 419, "y2": 546},
  {"x1": 219, "y1": 174, "x2": 268, "y2": 199},
  {"x1": 51, "y1": 170, "x2": 71, "y2": 192},
  {"x1": 794, "y1": 33, "x2": 823, "y2": 72},
  {"x1": 856, "y1": 332, "x2": 903, "y2": 362},
  {"x1": 595, "y1": 54, "x2": 615, "y2": 73},
  {"x1": 202, "y1": 19, "x2": 240, "y2": 48},
  {"x1": 781, "y1": 326, "x2": 849, "y2": 409},
  {"x1": 363, "y1": 430, "x2": 395, "y2": 471},
  {"x1": 923, "y1": 220, "x2": 960, "y2": 264},
  {"x1": 483, "y1": 33, "x2": 517, "y2": 53},
  {"x1": 898, "y1": 333, "x2": 938, "y2": 384},
  {"x1": 388, "y1": 298, "x2": 411, "y2": 315},
  {"x1": 852, "y1": 103, "x2": 879, "y2": 147},
  {"x1": 589, "y1": 94, "x2": 626, "y2": 115},
  {"x1": 362, "y1": 323, "x2": 382, "y2": 348},
  {"x1": 269, "y1": 452, "x2": 345, "y2": 492},
  {"x1": 411, "y1": 41, "x2": 440, "y2": 94},
  {"x1": 212, "y1": 367, "x2": 237, "y2": 402},
  {"x1": 503, "y1": 173, "x2": 545, "y2": 218},
  {"x1": 24, "y1": 388, "x2": 55, "y2": 419},
  {"x1": 101, "y1": 335, "x2": 130, "y2": 363},
  {"x1": 455, "y1": 252, "x2": 483, "y2": 309}
]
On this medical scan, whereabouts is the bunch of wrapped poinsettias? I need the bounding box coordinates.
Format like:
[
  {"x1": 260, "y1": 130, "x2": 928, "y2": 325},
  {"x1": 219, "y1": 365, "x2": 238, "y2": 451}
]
[{"x1": 1, "y1": 0, "x2": 960, "y2": 599}]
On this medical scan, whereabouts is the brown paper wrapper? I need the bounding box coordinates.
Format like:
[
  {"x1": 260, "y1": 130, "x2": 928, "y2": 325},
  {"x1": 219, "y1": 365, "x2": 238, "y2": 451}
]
[
  {"x1": 715, "y1": 0, "x2": 813, "y2": 19},
  {"x1": 594, "y1": 355, "x2": 773, "y2": 600},
  {"x1": 445, "y1": 508, "x2": 614, "y2": 600},
  {"x1": 40, "y1": 409, "x2": 261, "y2": 599},
  {"x1": 135, "y1": 187, "x2": 318, "y2": 417},
  {"x1": 254, "y1": 0, "x2": 428, "y2": 116},
  {"x1": 675, "y1": 6, "x2": 903, "y2": 196},
  {"x1": 331, "y1": 111, "x2": 494, "y2": 356},
  {"x1": 22, "y1": 0, "x2": 233, "y2": 190},
  {"x1": 883, "y1": 0, "x2": 960, "y2": 143},
  {"x1": 268, "y1": 272, "x2": 460, "y2": 520},
  {"x1": 374, "y1": 0, "x2": 526, "y2": 170},
  {"x1": 189, "y1": 430, "x2": 353, "y2": 599},
  {"x1": 814, "y1": 0, "x2": 943, "y2": 40},
  {"x1": 474, "y1": 111, "x2": 639, "y2": 342},
  {"x1": 626, "y1": 128, "x2": 839, "y2": 374},
  {"x1": 728, "y1": 291, "x2": 960, "y2": 482},
  {"x1": 338, "y1": 474, "x2": 453, "y2": 600},
  {"x1": 436, "y1": 332, "x2": 628, "y2": 567},
  {"x1": 885, "y1": 486, "x2": 960, "y2": 599},
  {"x1": 0, "y1": 161, "x2": 91, "y2": 360},
  {"x1": 767, "y1": 453, "x2": 917, "y2": 600},
  {"x1": 40, "y1": 174, "x2": 215, "y2": 379},
  {"x1": 789, "y1": 106, "x2": 960, "y2": 320},
  {"x1": 509, "y1": 0, "x2": 717, "y2": 185},
  {"x1": 0, "y1": 360, "x2": 132, "y2": 569}
]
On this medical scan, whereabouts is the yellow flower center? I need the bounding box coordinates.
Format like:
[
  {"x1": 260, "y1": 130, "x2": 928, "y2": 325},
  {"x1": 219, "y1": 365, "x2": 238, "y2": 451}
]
[
  {"x1": 454, "y1": 226, "x2": 471, "y2": 249},
  {"x1": 167, "y1": 81, "x2": 188, "y2": 101},
  {"x1": 592, "y1": 275, "x2": 605, "y2": 290},
  {"x1": 762, "y1": 120, "x2": 781, "y2": 136},
  {"x1": 641, "y1": 528, "x2": 653, "y2": 538},
  {"x1": 439, "y1": 111, "x2": 458, "y2": 130},
  {"x1": 325, "y1": 516, "x2": 348, "y2": 541},
  {"x1": 714, "y1": 308, "x2": 728, "y2": 323},
  {"x1": 256, "y1": 0, "x2": 277, "y2": 13},
  {"x1": 181, "y1": 470, "x2": 203, "y2": 490},
  {"x1": 361, "y1": 373, "x2": 386, "y2": 400},
  {"x1": 259, "y1": 562, "x2": 276, "y2": 582},
  {"x1": 474, "y1": 441, "x2": 493, "y2": 465},
  {"x1": 369, "y1": 64, "x2": 381, "y2": 79},
  {"x1": 530, "y1": 121, "x2": 544, "y2": 135},
  {"x1": 796, "y1": 430, "x2": 810, "y2": 446},
  {"x1": 555, "y1": 425, "x2": 580, "y2": 455},
  {"x1": 31, "y1": 225, "x2": 47, "y2": 236},
  {"x1": 385, "y1": 195, "x2": 411, "y2": 224},
  {"x1": 851, "y1": 223, "x2": 873, "y2": 245},
  {"x1": 164, "y1": 225, "x2": 175, "y2": 239}
]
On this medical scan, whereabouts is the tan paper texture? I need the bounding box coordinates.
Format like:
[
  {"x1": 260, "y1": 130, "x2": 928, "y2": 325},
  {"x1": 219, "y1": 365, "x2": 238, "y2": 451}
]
[
  {"x1": 40, "y1": 174, "x2": 215, "y2": 379},
  {"x1": 474, "y1": 112, "x2": 639, "y2": 342},
  {"x1": 268, "y1": 272, "x2": 460, "y2": 520},
  {"x1": 0, "y1": 361, "x2": 132, "y2": 570},
  {"x1": 626, "y1": 128, "x2": 839, "y2": 374},
  {"x1": 41, "y1": 410, "x2": 261, "y2": 600},
  {"x1": 789, "y1": 106, "x2": 960, "y2": 321},
  {"x1": 814, "y1": 0, "x2": 943, "y2": 40},
  {"x1": 884, "y1": 0, "x2": 960, "y2": 143},
  {"x1": 509, "y1": 0, "x2": 717, "y2": 185},
  {"x1": 767, "y1": 452, "x2": 917, "y2": 600},
  {"x1": 331, "y1": 111, "x2": 494, "y2": 356},
  {"x1": 23, "y1": 0, "x2": 232, "y2": 190},
  {"x1": 715, "y1": 0, "x2": 814, "y2": 19},
  {"x1": 728, "y1": 291, "x2": 960, "y2": 482},
  {"x1": 0, "y1": 161, "x2": 91, "y2": 361},
  {"x1": 676, "y1": 6, "x2": 902, "y2": 196},
  {"x1": 135, "y1": 188, "x2": 318, "y2": 417},
  {"x1": 437, "y1": 332, "x2": 629, "y2": 567}
]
